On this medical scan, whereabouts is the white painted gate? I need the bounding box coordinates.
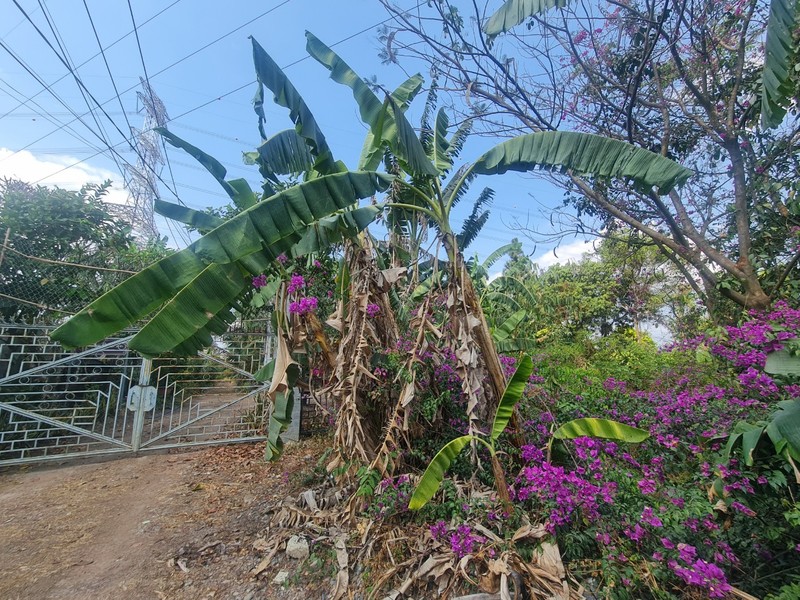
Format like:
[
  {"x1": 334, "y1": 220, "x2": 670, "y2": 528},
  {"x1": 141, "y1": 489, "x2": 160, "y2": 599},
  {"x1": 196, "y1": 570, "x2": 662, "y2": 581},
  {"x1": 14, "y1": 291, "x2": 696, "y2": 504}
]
[{"x1": 0, "y1": 321, "x2": 281, "y2": 465}]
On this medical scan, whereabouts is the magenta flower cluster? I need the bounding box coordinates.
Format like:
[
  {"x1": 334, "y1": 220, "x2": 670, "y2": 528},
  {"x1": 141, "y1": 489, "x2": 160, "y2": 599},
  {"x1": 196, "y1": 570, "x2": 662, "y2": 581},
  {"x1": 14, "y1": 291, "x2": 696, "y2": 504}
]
[
  {"x1": 514, "y1": 461, "x2": 616, "y2": 534},
  {"x1": 369, "y1": 475, "x2": 412, "y2": 521},
  {"x1": 289, "y1": 296, "x2": 318, "y2": 316},
  {"x1": 287, "y1": 273, "x2": 306, "y2": 295},
  {"x1": 672, "y1": 301, "x2": 800, "y2": 372},
  {"x1": 666, "y1": 543, "x2": 732, "y2": 598},
  {"x1": 499, "y1": 354, "x2": 518, "y2": 379},
  {"x1": 252, "y1": 274, "x2": 267, "y2": 289},
  {"x1": 429, "y1": 520, "x2": 448, "y2": 540},
  {"x1": 448, "y1": 523, "x2": 486, "y2": 558},
  {"x1": 366, "y1": 303, "x2": 381, "y2": 318}
]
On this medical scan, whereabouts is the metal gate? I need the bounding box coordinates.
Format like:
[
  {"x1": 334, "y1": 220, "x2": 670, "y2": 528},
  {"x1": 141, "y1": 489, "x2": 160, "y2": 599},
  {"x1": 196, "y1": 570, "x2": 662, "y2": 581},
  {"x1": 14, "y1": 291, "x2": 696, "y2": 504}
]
[{"x1": 0, "y1": 321, "x2": 280, "y2": 466}]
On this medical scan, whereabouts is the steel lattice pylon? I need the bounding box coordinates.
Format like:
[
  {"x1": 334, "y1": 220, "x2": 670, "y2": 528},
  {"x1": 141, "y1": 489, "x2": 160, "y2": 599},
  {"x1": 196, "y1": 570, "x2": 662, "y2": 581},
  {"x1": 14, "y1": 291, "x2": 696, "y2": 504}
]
[{"x1": 123, "y1": 77, "x2": 168, "y2": 241}]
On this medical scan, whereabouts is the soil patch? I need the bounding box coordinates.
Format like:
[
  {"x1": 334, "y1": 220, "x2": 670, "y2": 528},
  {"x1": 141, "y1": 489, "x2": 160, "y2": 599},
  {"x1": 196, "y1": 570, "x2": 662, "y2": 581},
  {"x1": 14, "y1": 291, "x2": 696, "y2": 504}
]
[{"x1": 0, "y1": 438, "x2": 328, "y2": 600}]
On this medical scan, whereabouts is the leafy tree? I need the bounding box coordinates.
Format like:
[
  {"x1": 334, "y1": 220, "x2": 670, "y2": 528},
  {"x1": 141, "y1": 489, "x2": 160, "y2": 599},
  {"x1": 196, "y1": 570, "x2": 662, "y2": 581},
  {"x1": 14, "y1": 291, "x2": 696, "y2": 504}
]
[
  {"x1": 490, "y1": 230, "x2": 698, "y2": 343},
  {"x1": 0, "y1": 178, "x2": 168, "y2": 320},
  {"x1": 502, "y1": 237, "x2": 534, "y2": 281},
  {"x1": 380, "y1": 0, "x2": 800, "y2": 317}
]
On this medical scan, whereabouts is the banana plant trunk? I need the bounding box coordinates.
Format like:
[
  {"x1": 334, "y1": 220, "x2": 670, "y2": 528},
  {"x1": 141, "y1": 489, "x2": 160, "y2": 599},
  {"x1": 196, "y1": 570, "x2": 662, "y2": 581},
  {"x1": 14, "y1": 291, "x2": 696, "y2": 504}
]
[
  {"x1": 330, "y1": 235, "x2": 402, "y2": 472},
  {"x1": 445, "y1": 233, "x2": 507, "y2": 420},
  {"x1": 456, "y1": 254, "x2": 508, "y2": 410}
]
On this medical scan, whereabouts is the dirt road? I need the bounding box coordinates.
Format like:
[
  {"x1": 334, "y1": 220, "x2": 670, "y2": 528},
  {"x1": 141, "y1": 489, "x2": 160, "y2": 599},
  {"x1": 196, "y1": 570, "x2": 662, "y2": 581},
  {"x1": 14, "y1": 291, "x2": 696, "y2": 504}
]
[{"x1": 0, "y1": 441, "x2": 323, "y2": 600}]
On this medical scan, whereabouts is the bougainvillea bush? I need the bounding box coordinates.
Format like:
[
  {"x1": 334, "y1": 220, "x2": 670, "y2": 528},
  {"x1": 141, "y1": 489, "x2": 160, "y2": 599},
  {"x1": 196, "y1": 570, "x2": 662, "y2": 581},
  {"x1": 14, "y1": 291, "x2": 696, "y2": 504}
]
[
  {"x1": 256, "y1": 255, "x2": 799, "y2": 598},
  {"x1": 514, "y1": 303, "x2": 800, "y2": 598},
  {"x1": 355, "y1": 303, "x2": 800, "y2": 599}
]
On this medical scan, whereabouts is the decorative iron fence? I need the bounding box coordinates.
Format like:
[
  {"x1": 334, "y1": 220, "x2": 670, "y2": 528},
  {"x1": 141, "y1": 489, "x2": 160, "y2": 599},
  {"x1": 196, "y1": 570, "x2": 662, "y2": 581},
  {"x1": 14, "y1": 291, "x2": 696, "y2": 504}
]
[{"x1": 0, "y1": 320, "x2": 293, "y2": 466}]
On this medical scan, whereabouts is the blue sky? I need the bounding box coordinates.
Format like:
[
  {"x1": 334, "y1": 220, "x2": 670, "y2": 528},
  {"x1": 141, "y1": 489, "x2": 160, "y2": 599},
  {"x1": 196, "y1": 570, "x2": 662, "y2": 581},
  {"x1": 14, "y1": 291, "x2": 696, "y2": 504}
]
[{"x1": 0, "y1": 0, "x2": 593, "y2": 268}]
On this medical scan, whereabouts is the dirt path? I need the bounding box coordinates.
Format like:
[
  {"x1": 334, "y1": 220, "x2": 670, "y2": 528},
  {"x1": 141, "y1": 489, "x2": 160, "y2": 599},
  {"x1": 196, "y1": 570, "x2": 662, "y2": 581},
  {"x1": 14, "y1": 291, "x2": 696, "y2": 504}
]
[{"x1": 0, "y1": 440, "x2": 325, "y2": 600}]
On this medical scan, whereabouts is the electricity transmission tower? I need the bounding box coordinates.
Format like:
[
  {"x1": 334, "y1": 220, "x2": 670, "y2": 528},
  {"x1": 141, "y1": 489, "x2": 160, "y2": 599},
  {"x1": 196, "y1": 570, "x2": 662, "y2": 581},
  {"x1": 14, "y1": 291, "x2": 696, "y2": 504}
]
[{"x1": 122, "y1": 77, "x2": 168, "y2": 241}]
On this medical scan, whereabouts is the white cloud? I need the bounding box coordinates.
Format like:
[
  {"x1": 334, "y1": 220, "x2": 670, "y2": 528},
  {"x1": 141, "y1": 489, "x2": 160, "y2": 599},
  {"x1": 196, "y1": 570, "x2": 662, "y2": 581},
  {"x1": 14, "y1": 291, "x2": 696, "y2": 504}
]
[
  {"x1": 533, "y1": 239, "x2": 596, "y2": 269},
  {"x1": 0, "y1": 148, "x2": 131, "y2": 205},
  {"x1": 487, "y1": 270, "x2": 503, "y2": 284}
]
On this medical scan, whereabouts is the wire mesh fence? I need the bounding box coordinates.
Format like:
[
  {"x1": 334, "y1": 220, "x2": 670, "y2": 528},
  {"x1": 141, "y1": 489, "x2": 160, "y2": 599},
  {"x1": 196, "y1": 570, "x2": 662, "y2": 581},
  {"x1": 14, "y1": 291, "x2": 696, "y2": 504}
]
[
  {"x1": 0, "y1": 229, "x2": 139, "y2": 322},
  {"x1": 0, "y1": 234, "x2": 330, "y2": 464}
]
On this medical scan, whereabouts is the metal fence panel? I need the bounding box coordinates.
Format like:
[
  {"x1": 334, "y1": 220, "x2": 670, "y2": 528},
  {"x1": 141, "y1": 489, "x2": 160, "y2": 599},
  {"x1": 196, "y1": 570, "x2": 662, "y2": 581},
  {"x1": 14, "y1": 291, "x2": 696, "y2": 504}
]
[{"x1": 0, "y1": 321, "x2": 277, "y2": 465}]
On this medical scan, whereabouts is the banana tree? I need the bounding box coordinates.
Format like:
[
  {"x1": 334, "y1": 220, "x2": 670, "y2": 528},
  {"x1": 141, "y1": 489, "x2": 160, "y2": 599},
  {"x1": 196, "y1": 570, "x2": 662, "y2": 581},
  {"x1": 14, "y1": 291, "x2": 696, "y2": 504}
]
[
  {"x1": 52, "y1": 30, "x2": 692, "y2": 470},
  {"x1": 306, "y1": 30, "x2": 693, "y2": 444},
  {"x1": 249, "y1": 35, "x2": 437, "y2": 467}
]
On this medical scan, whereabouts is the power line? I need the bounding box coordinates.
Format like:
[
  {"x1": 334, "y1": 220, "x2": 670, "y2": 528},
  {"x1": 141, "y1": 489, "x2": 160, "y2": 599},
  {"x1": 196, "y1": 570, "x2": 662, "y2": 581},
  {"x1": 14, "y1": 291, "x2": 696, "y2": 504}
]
[
  {"x1": 4, "y1": 2, "x2": 181, "y2": 205},
  {"x1": 1, "y1": 111, "x2": 139, "y2": 118},
  {"x1": 0, "y1": 0, "x2": 183, "y2": 122},
  {"x1": 0, "y1": 41, "x2": 122, "y2": 165},
  {"x1": 36, "y1": 0, "x2": 126, "y2": 178},
  {"x1": 167, "y1": 1, "x2": 426, "y2": 124},
  {"x1": 0, "y1": 39, "x2": 180, "y2": 208},
  {"x1": 82, "y1": 0, "x2": 137, "y2": 146},
  {"x1": 0, "y1": 0, "x2": 293, "y2": 164},
  {"x1": 0, "y1": 77, "x2": 116, "y2": 162},
  {"x1": 126, "y1": 0, "x2": 183, "y2": 218},
  {"x1": 16, "y1": 2, "x2": 426, "y2": 224},
  {"x1": 18, "y1": 0, "x2": 402, "y2": 174}
]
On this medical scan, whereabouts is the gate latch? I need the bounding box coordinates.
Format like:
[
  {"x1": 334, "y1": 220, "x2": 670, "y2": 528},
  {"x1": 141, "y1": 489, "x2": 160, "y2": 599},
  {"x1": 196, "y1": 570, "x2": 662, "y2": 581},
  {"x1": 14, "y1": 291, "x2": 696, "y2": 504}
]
[{"x1": 126, "y1": 385, "x2": 157, "y2": 412}]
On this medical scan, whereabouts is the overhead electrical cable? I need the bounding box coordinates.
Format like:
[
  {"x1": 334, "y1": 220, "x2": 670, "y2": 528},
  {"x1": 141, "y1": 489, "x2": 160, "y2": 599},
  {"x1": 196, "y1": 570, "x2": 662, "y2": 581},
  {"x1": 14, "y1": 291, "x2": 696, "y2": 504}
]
[
  {"x1": 0, "y1": 0, "x2": 183, "y2": 122},
  {"x1": 0, "y1": 77, "x2": 115, "y2": 162},
  {"x1": 36, "y1": 0, "x2": 126, "y2": 177},
  {"x1": 6, "y1": 0, "x2": 179, "y2": 201},
  {"x1": 0, "y1": 41, "x2": 127, "y2": 165},
  {"x1": 81, "y1": 0, "x2": 138, "y2": 145},
  {"x1": 22, "y1": 3, "x2": 425, "y2": 205},
  {"x1": 126, "y1": 0, "x2": 184, "y2": 211},
  {"x1": 1, "y1": 0, "x2": 293, "y2": 163}
]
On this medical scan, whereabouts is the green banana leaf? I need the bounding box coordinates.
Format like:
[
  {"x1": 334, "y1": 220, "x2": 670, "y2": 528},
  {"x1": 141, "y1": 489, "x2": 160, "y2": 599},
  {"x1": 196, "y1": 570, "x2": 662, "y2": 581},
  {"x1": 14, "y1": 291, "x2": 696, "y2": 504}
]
[
  {"x1": 154, "y1": 199, "x2": 224, "y2": 234},
  {"x1": 430, "y1": 108, "x2": 453, "y2": 174},
  {"x1": 387, "y1": 95, "x2": 439, "y2": 177},
  {"x1": 358, "y1": 74, "x2": 425, "y2": 170},
  {"x1": 446, "y1": 116, "x2": 472, "y2": 163},
  {"x1": 411, "y1": 270, "x2": 444, "y2": 300},
  {"x1": 291, "y1": 206, "x2": 382, "y2": 257},
  {"x1": 254, "y1": 357, "x2": 276, "y2": 383},
  {"x1": 482, "y1": 243, "x2": 517, "y2": 272},
  {"x1": 251, "y1": 36, "x2": 338, "y2": 175},
  {"x1": 157, "y1": 127, "x2": 258, "y2": 210},
  {"x1": 304, "y1": 32, "x2": 436, "y2": 177},
  {"x1": 484, "y1": 291, "x2": 522, "y2": 312},
  {"x1": 51, "y1": 171, "x2": 393, "y2": 349},
  {"x1": 305, "y1": 31, "x2": 384, "y2": 137},
  {"x1": 489, "y1": 275, "x2": 537, "y2": 307},
  {"x1": 492, "y1": 354, "x2": 533, "y2": 440},
  {"x1": 765, "y1": 347, "x2": 800, "y2": 376},
  {"x1": 492, "y1": 309, "x2": 527, "y2": 343},
  {"x1": 264, "y1": 362, "x2": 301, "y2": 461},
  {"x1": 766, "y1": 399, "x2": 800, "y2": 462},
  {"x1": 484, "y1": 0, "x2": 571, "y2": 37},
  {"x1": 130, "y1": 262, "x2": 250, "y2": 356},
  {"x1": 553, "y1": 418, "x2": 650, "y2": 442},
  {"x1": 457, "y1": 187, "x2": 494, "y2": 251},
  {"x1": 243, "y1": 128, "x2": 316, "y2": 183},
  {"x1": 725, "y1": 401, "x2": 800, "y2": 472},
  {"x1": 135, "y1": 206, "x2": 382, "y2": 356},
  {"x1": 408, "y1": 434, "x2": 473, "y2": 509},
  {"x1": 494, "y1": 337, "x2": 537, "y2": 353},
  {"x1": 761, "y1": 0, "x2": 799, "y2": 128},
  {"x1": 471, "y1": 131, "x2": 693, "y2": 194},
  {"x1": 725, "y1": 421, "x2": 766, "y2": 466}
]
